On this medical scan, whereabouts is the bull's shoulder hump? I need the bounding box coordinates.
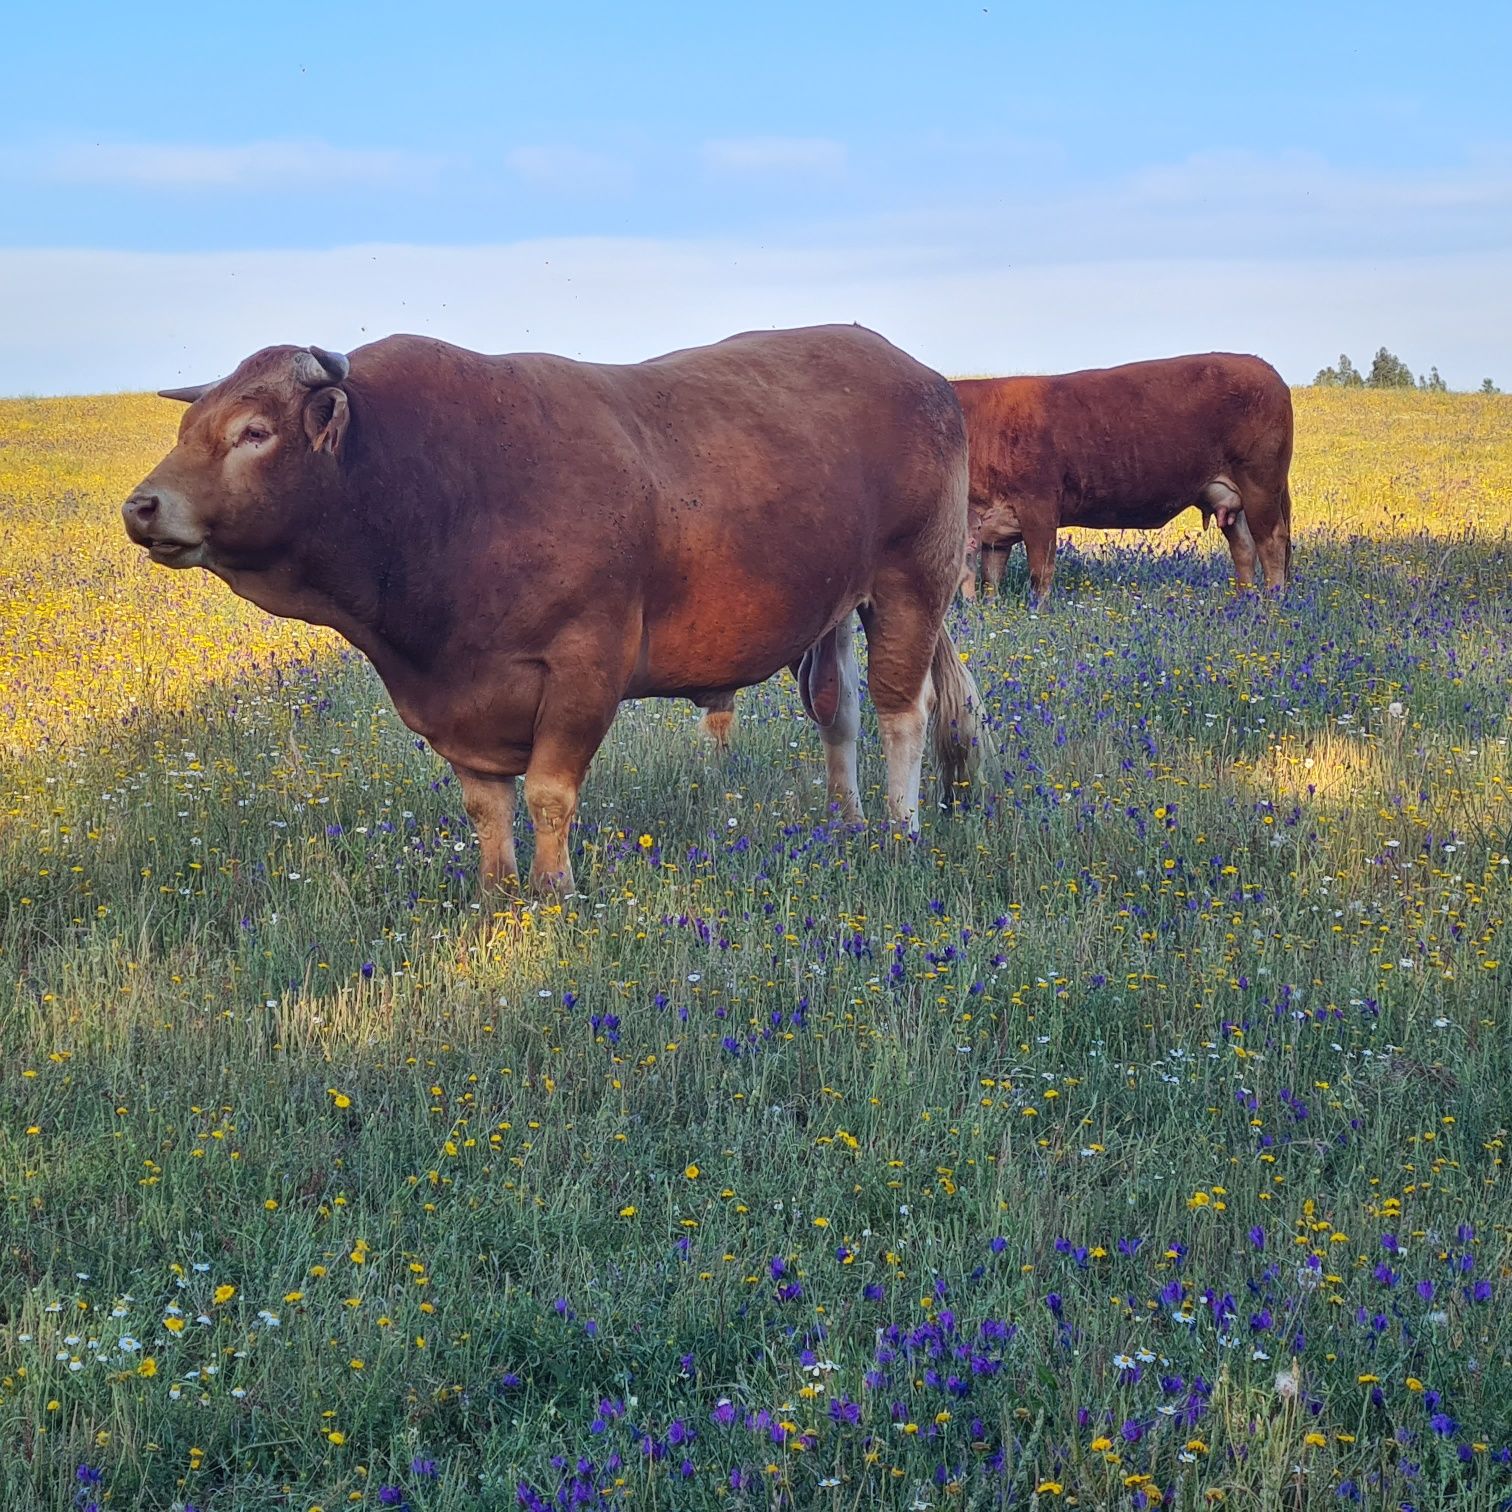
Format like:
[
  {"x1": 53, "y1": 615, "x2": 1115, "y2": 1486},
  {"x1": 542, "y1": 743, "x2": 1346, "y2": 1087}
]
[
  {"x1": 347, "y1": 338, "x2": 619, "y2": 413},
  {"x1": 350, "y1": 333, "x2": 575, "y2": 372}
]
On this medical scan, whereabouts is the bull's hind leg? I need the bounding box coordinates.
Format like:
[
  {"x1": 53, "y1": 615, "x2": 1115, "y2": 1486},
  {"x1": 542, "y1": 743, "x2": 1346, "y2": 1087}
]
[
  {"x1": 958, "y1": 544, "x2": 980, "y2": 601},
  {"x1": 1240, "y1": 478, "x2": 1292, "y2": 591},
  {"x1": 1203, "y1": 477, "x2": 1257, "y2": 590},
  {"x1": 1218, "y1": 513, "x2": 1259, "y2": 590},
  {"x1": 1021, "y1": 519, "x2": 1057, "y2": 609},
  {"x1": 1220, "y1": 512, "x2": 1259, "y2": 588},
  {"x1": 793, "y1": 621, "x2": 865, "y2": 822},
  {"x1": 858, "y1": 575, "x2": 942, "y2": 832},
  {"x1": 697, "y1": 691, "x2": 736, "y2": 751}
]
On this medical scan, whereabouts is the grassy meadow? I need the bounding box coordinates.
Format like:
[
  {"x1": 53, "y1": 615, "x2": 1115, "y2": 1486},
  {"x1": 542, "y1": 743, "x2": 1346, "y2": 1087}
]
[{"x1": 1, "y1": 385, "x2": 1510, "y2": 1509}]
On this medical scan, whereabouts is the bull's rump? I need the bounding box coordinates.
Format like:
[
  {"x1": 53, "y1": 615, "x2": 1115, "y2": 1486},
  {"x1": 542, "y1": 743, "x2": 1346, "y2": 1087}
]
[
  {"x1": 956, "y1": 353, "x2": 1291, "y2": 532},
  {"x1": 356, "y1": 325, "x2": 965, "y2": 700}
]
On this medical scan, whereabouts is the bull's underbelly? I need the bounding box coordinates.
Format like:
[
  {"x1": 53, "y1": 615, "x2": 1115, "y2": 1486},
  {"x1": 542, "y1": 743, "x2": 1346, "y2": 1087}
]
[
  {"x1": 1062, "y1": 495, "x2": 1199, "y2": 530},
  {"x1": 976, "y1": 489, "x2": 1209, "y2": 541},
  {"x1": 378, "y1": 571, "x2": 859, "y2": 768},
  {"x1": 627, "y1": 585, "x2": 854, "y2": 699},
  {"x1": 622, "y1": 568, "x2": 864, "y2": 698}
]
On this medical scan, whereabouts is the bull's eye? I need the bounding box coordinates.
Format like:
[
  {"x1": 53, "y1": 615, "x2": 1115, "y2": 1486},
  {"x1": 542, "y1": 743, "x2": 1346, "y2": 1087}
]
[{"x1": 236, "y1": 423, "x2": 273, "y2": 447}]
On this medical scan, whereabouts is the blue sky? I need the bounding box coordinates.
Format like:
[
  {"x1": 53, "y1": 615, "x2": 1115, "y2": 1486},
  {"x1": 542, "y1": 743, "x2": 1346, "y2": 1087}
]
[{"x1": 3, "y1": 0, "x2": 1509, "y2": 392}]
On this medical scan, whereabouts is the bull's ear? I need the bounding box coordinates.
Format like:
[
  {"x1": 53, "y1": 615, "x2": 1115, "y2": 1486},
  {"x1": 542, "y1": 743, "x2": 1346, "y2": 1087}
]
[{"x1": 303, "y1": 385, "x2": 350, "y2": 456}]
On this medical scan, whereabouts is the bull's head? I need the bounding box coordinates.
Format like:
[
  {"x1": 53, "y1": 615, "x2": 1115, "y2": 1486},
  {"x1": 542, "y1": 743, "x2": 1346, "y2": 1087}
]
[{"x1": 123, "y1": 345, "x2": 350, "y2": 571}]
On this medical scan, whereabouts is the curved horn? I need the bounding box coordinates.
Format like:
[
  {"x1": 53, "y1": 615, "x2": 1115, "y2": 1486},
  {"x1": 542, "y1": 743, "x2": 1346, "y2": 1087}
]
[
  {"x1": 310, "y1": 345, "x2": 349, "y2": 382},
  {"x1": 293, "y1": 346, "x2": 350, "y2": 387},
  {"x1": 158, "y1": 382, "x2": 214, "y2": 403}
]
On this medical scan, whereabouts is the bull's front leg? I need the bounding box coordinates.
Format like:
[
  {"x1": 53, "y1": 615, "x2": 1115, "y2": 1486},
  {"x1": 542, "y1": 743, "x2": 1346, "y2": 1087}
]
[
  {"x1": 453, "y1": 764, "x2": 521, "y2": 895},
  {"x1": 523, "y1": 764, "x2": 583, "y2": 895},
  {"x1": 1021, "y1": 520, "x2": 1058, "y2": 609},
  {"x1": 522, "y1": 680, "x2": 620, "y2": 896}
]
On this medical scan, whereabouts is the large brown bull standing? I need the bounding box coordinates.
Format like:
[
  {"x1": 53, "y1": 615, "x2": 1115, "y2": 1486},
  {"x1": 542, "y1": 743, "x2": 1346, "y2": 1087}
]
[
  {"x1": 123, "y1": 325, "x2": 989, "y2": 895},
  {"x1": 957, "y1": 353, "x2": 1294, "y2": 606}
]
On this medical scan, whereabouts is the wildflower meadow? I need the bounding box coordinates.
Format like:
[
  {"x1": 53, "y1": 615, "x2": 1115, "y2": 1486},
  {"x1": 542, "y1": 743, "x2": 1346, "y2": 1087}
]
[{"x1": 2, "y1": 385, "x2": 1510, "y2": 1509}]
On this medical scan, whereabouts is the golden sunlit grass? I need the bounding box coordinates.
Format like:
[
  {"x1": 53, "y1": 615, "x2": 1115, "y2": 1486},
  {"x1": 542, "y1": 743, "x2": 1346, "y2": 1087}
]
[
  {"x1": 1292, "y1": 386, "x2": 1512, "y2": 537},
  {"x1": 0, "y1": 393, "x2": 332, "y2": 760}
]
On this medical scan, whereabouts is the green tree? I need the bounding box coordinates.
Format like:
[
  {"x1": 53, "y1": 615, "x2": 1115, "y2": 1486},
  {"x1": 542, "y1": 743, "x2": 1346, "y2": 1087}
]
[
  {"x1": 1418, "y1": 366, "x2": 1447, "y2": 392},
  {"x1": 1482, "y1": 378, "x2": 1501, "y2": 394},
  {"x1": 1367, "y1": 347, "x2": 1416, "y2": 388},
  {"x1": 1314, "y1": 353, "x2": 1364, "y2": 387}
]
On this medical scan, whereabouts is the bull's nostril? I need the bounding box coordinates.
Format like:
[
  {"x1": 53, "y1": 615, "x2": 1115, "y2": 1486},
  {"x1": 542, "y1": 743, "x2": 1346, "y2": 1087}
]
[{"x1": 126, "y1": 494, "x2": 160, "y2": 524}]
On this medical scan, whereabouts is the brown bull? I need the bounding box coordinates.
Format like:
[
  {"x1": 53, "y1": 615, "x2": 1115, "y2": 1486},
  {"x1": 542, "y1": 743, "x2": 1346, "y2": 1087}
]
[
  {"x1": 955, "y1": 354, "x2": 1294, "y2": 606},
  {"x1": 123, "y1": 326, "x2": 989, "y2": 895}
]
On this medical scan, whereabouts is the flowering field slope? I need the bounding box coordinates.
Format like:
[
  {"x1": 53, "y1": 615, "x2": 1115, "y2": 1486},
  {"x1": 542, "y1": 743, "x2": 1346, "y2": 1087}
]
[{"x1": 1, "y1": 388, "x2": 1510, "y2": 1510}]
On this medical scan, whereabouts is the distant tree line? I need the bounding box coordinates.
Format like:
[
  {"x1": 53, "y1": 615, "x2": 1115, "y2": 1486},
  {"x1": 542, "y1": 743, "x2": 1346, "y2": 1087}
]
[{"x1": 1313, "y1": 347, "x2": 1499, "y2": 394}]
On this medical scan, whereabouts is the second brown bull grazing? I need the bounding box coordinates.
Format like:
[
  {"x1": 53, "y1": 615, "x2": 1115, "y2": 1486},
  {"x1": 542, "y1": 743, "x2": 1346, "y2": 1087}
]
[
  {"x1": 956, "y1": 353, "x2": 1294, "y2": 605},
  {"x1": 123, "y1": 325, "x2": 990, "y2": 895}
]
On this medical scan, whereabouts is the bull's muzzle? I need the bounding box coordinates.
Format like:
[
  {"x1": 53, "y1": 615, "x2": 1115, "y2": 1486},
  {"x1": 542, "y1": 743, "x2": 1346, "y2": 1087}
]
[
  {"x1": 122, "y1": 492, "x2": 161, "y2": 540},
  {"x1": 122, "y1": 491, "x2": 203, "y2": 563}
]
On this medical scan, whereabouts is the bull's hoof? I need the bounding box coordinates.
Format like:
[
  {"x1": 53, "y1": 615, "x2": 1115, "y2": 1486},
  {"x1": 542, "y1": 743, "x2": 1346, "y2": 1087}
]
[{"x1": 528, "y1": 864, "x2": 575, "y2": 898}]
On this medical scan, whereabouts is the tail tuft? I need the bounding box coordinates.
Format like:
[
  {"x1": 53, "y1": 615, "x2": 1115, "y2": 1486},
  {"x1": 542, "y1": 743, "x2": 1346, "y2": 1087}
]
[{"x1": 930, "y1": 629, "x2": 995, "y2": 806}]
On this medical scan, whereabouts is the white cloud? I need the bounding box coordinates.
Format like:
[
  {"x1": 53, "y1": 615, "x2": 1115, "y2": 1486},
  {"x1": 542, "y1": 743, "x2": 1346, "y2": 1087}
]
[
  {"x1": 505, "y1": 145, "x2": 632, "y2": 196},
  {"x1": 1, "y1": 237, "x2": 1507, "y2": 397},
  {"x1": 833, "y1": 147, "x2": 1512, "y2": 276},
  {"x1": 18, "y1": 139, "x2": 444, "y2": 190},
  {"x1": 1116, "y1": 147, "x2": 1512, "y2": 220},
  {"x1": 701, "y1": 136, "x2": 847, "y2": 176}
]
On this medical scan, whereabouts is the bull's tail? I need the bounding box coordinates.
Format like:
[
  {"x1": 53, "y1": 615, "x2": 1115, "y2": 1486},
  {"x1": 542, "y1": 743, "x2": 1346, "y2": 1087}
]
[
  {"x1": 930, "y1": 627, "x2": 994, "y2": 806},
  {"x1": 1277, "y1": 479, "x2": 1295, "y2": 584}
]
